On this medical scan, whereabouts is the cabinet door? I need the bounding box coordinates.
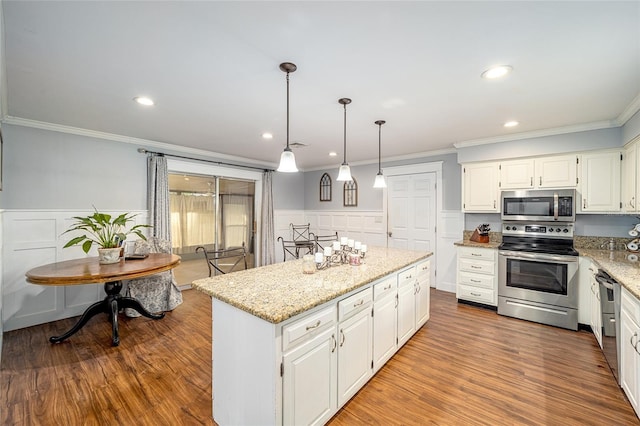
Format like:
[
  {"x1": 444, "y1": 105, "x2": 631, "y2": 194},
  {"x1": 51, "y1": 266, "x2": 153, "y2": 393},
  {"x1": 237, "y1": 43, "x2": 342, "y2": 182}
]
[
  {"x1": 397, "y1": 281, "x2": 416, "y2": 347},
  {"x1": 535, "y1": 154, "x2": 578, "y2": 188},
  {"x1": 623, "y1": 142, "x2": 638, "y2": 212},
  {"x1": 580, "y1": 151, "x2": 621, "y2": 212},
  {"x1": 621, "y1": 307, "x2": 639, "y2": 414},
  {"x1": 283, "y1": 327, "x2": 337, "y2": 426},
  {"x1": 589, "y1": 279, "x2": 602, "y2": 348},
  {"x1": 462, "y1": 162, "x2": 499, "y2": 212},
  {"x1": 337, "y1": 308, "x2": 373, "y2": 407},
  {"x1": 415, "y1": 275, "x2": 430, "y2": 328},
  {"x1": 373, "y1": 292, "x2": 397, "y2": 372},
  {"x1": 500, "y1": 159, "x2": 535, "y2": 189}
]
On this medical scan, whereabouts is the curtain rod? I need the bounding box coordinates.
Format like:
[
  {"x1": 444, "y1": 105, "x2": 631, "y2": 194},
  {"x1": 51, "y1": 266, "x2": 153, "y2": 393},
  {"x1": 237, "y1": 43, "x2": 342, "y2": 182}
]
[{"x1": 137, "y1": 148, "x2": 274, "y2": 172}]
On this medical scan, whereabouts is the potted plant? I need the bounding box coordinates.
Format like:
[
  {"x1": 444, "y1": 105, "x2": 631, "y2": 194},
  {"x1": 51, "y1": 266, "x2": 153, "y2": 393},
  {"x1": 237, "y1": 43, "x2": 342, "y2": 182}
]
[{"x1": 63, "y1": 209, "x2": 151, "y2": 264}]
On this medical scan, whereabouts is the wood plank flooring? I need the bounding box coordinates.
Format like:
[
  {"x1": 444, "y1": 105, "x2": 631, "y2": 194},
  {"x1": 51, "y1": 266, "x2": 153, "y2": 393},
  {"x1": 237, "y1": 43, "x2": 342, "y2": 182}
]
[{"x1": 1, "y1": 288, "x2": 638, "y2": 425}]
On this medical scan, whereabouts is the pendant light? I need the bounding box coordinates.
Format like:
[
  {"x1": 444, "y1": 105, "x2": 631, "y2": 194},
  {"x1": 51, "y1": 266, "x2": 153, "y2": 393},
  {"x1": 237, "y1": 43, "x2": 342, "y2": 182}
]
[
  {"x1": 277, "y1": 62, "x2": 298, "y2": 173},
  {"x1": 373, "y1": 120, "x2": 387, "y2": 188},
  {"x1": 336, "y1": 98, "x2": 353, "y2": 181}
]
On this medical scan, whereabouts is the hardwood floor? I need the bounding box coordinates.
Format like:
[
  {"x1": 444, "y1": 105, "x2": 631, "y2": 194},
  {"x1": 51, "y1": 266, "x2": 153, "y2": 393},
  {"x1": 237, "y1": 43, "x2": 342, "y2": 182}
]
[{"x1": 1, "y1": 288, "x2": 638, "y2": 425}]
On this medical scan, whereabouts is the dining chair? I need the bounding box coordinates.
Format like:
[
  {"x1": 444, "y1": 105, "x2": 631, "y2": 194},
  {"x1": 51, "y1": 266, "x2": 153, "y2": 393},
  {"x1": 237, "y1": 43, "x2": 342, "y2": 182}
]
[
  {"x1": 289, "y1": 223, "x2": 315, "y2": 258},
  {"x1": 124, "y1": 237, "x2": 183, "y2": 318},
  {"x1": 195, "y1": 243, "x2": 248, "y2": 277},
  {"x1": 314, "y1": 232, "x2": 339, "y2": 251}
]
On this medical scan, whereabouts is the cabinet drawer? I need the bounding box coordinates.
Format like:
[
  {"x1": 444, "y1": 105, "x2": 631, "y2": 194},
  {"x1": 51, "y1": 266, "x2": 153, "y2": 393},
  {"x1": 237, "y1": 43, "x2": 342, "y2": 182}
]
[
  {"x1": 398, "y1": 266, "x2": 417, "y2": 287},
  {"x1": 458, "y1": 246, "x2": 496, "y2": 261},
  {"x1": 458, "y1": 271, "x2": 495, "y2": 290},
  {"x1": 458, "y1": 284, "x2": 495, "y2": 305},
  {"x1": 416, "y1": 259, "x2": 431, "y2": 277},
  {"x1": 622, "y1": 287, "x2": 640, "y2": 326},
  {"x1": 374, "y1": 277, "x2": 396, "y2": 301},
  {"x1": 458, "y1": 258, "x2": 495, "y2": 275},
  {"x1": 339, "y1": 287, "x2": 373, "y2": 322},
  {"x1": 283, "y1": 305, "x2": 336, "y2": 352}
]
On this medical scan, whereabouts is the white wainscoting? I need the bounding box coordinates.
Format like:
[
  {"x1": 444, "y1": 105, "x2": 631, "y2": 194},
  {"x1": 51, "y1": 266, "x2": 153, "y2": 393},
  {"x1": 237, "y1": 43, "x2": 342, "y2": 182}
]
[
  {"x1": 437, "y1": 210, "x2": 464, "y2": 293},
  {"x1": 2, "y1": 209, "x2": 148, "y2": 331}
]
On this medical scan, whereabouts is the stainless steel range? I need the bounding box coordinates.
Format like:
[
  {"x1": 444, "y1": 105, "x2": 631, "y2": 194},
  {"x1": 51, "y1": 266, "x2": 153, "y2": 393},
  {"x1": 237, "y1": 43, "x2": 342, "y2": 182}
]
[{"x1": 498, "y1": 222, "x2": 579, "y2": 330}]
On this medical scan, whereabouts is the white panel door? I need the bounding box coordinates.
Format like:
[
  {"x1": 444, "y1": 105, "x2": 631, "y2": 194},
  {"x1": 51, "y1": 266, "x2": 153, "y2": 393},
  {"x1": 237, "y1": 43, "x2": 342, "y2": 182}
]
[{"x1": 387, "y1": 173, "x2": 436, "y2": 253}]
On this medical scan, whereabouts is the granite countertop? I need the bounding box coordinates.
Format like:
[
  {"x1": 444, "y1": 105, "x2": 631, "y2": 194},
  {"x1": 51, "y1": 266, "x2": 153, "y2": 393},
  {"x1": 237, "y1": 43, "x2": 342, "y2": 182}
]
[
  {"x1": 578, "y1": 248, "x2": 640, "y2": 299},
  {"x1": 454, "y1": 240, "x2": 502, "y2": 249},
  {"x1": 192, "y1": 246, "x2": 432, "y2": 324}
]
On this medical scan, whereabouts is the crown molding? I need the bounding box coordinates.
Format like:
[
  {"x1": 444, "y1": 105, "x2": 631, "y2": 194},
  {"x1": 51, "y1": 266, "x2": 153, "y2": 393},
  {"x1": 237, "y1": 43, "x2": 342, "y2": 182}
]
[
  {"x1": 453, "y1": 120, "x2": 618, "y2": 149},
  {"x1": 304, "y1": 146, "x2": 457, "y2": 172},
  {"x1": 616, "y1": 92, "x2": 640, "y2": 126},
  {"x1": 1, "y1": 116, "x2": 278, "y2": 169}
]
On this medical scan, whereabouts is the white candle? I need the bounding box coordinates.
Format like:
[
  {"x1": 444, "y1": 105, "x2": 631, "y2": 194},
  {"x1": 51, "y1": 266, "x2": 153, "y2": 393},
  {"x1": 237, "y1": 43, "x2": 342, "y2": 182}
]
[
  {"x1": 324, "y1": 246, "x2": 332, "y2": 257},
  {"x1": 348, "y1": 239, "x2": 354, "y2": 248},
  {"x1": 333, "y1": 241, "x2": 340, "y2": 251},
  {"x1": 315, "y1": 252, "x2": 324, "y2": 263},
  {"x1": 340, "y1": 236, "x2": 348, "y2": 245},
  {"x1": 354, "y1": 241, "x2": 361, "y2": 250},
  {"x1": 361, "y1": 244, "x2": 367, "y2": 253}
]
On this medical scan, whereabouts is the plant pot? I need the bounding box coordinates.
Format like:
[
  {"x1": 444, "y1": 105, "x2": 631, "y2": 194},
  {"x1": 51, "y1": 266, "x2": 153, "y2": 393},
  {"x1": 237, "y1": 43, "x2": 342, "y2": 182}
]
[{"x1": 98, "y1": 247, "x2": 122, "y2": 264}]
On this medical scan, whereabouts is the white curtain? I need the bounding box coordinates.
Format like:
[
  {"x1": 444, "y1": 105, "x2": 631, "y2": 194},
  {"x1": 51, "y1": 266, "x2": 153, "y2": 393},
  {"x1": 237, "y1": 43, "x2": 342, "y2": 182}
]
[
  {"x1": 260, "y1": 171, "x2": 276, "y2": 265},
  {"x1": 221, "y1": 195, "x2": 252, "y2": 249},
  {"x1": 170, "y1": 193, "x2": 215, "y2": 250},
  {"x1": 148, "y1": 155, "x2": 171, "y2": 242}
]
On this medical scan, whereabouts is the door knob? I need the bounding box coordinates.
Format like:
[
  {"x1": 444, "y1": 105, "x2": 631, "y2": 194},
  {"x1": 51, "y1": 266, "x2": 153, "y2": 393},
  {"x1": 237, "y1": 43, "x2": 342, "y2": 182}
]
[{"x1": 388, "y1": 232, "x2": 393, "y2": 237}]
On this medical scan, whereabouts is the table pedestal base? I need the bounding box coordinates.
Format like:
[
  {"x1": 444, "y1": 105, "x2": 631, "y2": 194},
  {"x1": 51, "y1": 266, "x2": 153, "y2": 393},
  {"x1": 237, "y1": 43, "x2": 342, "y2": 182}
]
[{"x1": 49, "y1": 280, "x2": 165, "y2": 346}]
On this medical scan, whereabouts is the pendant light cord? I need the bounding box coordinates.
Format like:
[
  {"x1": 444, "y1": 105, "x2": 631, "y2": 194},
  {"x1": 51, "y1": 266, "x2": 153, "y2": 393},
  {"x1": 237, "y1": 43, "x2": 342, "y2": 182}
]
[
  {"x1": 378, "y1": 123, "x2": 382, "y2": 173},
  {"x1": 286, "y1": 71, "x2": 290, "y2": 150},
  {"x1": 343, "y1": 102, "x2": 347, "y2": 165}
]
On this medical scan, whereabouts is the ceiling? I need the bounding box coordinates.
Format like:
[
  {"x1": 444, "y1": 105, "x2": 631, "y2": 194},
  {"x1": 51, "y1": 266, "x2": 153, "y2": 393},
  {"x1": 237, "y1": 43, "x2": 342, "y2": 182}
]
[{"x1": 3, "y1": 1, "x2": 640, "y2": 170}]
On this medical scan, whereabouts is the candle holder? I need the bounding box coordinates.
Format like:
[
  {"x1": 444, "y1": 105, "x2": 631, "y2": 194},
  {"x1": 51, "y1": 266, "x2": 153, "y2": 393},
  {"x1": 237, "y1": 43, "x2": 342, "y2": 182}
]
[{"x1": 315, "y1": 244, "x2": 366, "y2": 270}]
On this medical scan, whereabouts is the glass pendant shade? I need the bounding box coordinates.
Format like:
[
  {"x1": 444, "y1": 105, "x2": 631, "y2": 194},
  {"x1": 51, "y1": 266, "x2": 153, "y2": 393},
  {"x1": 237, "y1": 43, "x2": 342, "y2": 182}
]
[
  {"x1": 373, "y1": 172, "x2": 387, "y2": 188},
  {"x1": 277, "y1": 148, "x2": 298, "y2": 172},
  {"x1": 337, "y1": 163, "x2": 352, "y2": 181}
]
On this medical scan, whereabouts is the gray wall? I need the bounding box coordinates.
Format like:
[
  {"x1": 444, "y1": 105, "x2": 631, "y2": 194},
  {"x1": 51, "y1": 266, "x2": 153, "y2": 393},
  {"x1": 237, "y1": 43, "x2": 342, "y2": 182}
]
[
  {"x1": 1, "y1": 124, "x2": 147, "y2": 210},
  {"x1": 456, "y1": 127, "x2": 622, "y2": 164},
  {"x1": 303, "y1": 152, "x2": 461, "y2": 211},
  {"x1": 273, "y1": 172, "x2": 305, "y2": 210}
]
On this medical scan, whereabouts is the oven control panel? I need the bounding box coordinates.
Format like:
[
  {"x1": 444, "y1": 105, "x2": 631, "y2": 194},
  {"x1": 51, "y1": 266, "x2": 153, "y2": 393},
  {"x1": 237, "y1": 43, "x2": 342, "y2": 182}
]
[{"x1": 502, "y1": 222, "x2": 574, "y2": 238}]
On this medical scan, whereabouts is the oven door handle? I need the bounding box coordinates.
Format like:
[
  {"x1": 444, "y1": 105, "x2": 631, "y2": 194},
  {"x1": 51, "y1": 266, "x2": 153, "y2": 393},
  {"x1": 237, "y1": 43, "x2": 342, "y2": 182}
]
[
  {"x1": 553, "y1": 192, "x2": 559, "y2": 221},
  {"x1": 499, "y1": 250, "x2": 578, "y2": 263}
]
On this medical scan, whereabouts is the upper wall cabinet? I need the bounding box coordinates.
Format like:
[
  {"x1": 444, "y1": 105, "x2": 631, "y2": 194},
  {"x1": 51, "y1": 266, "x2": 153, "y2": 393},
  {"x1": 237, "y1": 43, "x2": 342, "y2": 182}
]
[
  {"x1": 462, "y1": 162, "x2": 499, "y2": 212},
  {"x1": 578, "y1": 150, "x2": 622, "y2": 213},
  {"x1": 623, "y1": 141, "x2": 638, "y2": 213},
  {"x1": 499, "y1": 159, "x2": 535, "y2": 189},
  {"x1": 499, "y1": 154, "x2": 578, "y2": 190}
]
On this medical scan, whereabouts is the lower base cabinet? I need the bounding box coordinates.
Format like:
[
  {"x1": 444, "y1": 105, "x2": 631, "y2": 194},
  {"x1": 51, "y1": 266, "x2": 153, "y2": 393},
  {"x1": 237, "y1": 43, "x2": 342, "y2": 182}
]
[
  {"x1": 621, "y1": 287, "x2": 640, "y2": 416},
  {"x1": 373, "y1": 277, "x2": 398, "y2": 371},
  {"x1": 282, "y1": 326, "x2": 337, "y2": 425}
]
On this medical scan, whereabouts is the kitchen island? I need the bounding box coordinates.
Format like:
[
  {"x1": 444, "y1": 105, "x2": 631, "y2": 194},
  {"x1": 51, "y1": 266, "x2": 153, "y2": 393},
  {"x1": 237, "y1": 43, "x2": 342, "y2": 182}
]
[{"x1": 193, "y1": 246, "x2": 431, "y2": 426}]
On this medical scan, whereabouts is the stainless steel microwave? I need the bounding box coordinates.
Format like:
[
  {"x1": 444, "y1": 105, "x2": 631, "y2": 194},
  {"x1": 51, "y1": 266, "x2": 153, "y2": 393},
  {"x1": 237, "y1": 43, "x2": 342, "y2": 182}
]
[{"x1": 501, "y1": 189, "x2": 576, "y2": 222}]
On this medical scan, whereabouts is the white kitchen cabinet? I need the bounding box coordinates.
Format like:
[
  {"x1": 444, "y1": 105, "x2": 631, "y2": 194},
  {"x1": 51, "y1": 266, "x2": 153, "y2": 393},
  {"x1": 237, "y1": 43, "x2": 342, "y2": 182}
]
[
  {"x1": 589, "y1": 271, "x2": 602, "y2": 349},
  {"x1": 415, "y1": 259, "x2": 431, "y2": 328},
  {"x1": 282, "y1": 305, "x2": 337, "y2": 426},
  {"x1": 500, "y1": 158, "x2": 535, "y2": 189},
  {"x1": 337, "y1": 288, "x2": 373, "y2": 406},
  {"x1": 579, "y1": 150, "x2": 621, "y2": 213},
  {"x1": 456, "y1": 246, "x2": 497, "y2": 306},
  {"x1": 623, "y1": 141, "x2": 638, "y2": 213},
  {"x1": 373, "y1": 277, "x2": 397, "y2": 372},
  {"x1": 397, "y1": 266, "x2": 417, "y2": 347},
  {"x1": 621, "y1": 287, "x2": 640, "y2": 416},
  {"x1": 462, "y1": 162, "x2": 500, "y2": 212},
  {"x1": 535, "y1": 154, "x2": 578, "y2": 188}
]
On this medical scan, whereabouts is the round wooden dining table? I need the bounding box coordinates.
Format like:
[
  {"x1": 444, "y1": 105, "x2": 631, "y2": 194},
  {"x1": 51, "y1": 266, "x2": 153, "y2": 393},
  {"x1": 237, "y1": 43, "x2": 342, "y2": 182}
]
[{"x1": 26, "y1": 253, "x2": 181, "y2": 346}]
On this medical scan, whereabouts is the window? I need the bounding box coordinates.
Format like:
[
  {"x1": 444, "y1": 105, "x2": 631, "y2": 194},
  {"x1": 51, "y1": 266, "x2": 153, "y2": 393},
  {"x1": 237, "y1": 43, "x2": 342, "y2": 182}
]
[
  {"x1": 320, "y1": 173, "x2": 332, "y2": 201},
  {"x1": 343, "y1": 178, "x2": 358, "y2": 207}
]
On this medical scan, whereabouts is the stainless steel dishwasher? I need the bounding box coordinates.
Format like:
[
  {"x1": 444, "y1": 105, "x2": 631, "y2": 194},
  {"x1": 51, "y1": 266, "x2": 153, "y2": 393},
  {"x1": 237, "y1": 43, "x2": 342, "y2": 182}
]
[{"x1": 595, "y1": 269, "x2": 621, "y2": 384}]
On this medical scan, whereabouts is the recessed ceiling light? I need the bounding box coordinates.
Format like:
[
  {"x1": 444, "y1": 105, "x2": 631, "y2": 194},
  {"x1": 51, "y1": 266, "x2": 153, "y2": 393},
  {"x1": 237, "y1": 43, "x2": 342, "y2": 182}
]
[
  {"x1": 504, "y1": 120, "x2": 519, "y2": 128},
  {"x1": 481, "y1": 65, "x2": 513, "y2": 79},
  {"x1": 329, "y1": 151, "x2": 337, "y2": 157},
  {"x1": 134, "y1": 96, "x2": 154, "y2": 106},
  {"x1": 262, "y1": 132, "x2": 273, "y2": 140}
]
